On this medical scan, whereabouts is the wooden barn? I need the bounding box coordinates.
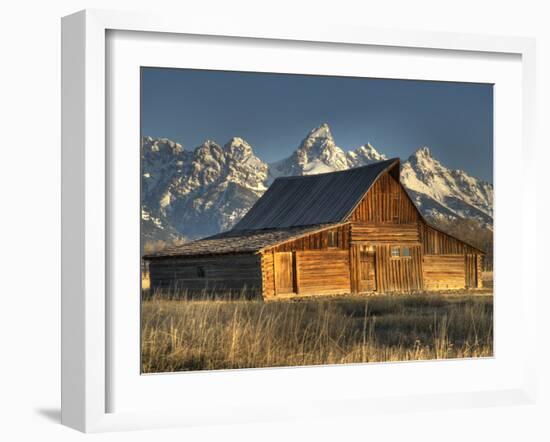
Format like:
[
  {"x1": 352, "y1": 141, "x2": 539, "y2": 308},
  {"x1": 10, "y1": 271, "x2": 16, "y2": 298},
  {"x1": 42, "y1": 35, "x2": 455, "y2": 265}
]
[{"x1": 143, "y1": 158, "x2": 485, "y2": 299}]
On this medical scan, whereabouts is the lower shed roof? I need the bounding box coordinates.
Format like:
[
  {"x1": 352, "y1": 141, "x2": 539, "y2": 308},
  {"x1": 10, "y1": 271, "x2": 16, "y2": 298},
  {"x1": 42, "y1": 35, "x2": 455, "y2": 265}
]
[{"x1": 143, "y1": 224, "x2": 337, "y2": 259}]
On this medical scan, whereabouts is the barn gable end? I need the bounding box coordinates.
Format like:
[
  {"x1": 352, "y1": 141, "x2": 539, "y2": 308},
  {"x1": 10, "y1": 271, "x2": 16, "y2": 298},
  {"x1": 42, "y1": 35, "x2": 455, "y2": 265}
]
[{"x1": 347, "y1": 165, "x2": 419, "y2": 225}]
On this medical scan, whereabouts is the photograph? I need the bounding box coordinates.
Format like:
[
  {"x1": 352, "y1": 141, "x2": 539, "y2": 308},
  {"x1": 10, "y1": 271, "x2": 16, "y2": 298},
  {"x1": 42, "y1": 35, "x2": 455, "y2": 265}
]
[{"x1": 139, "y1": 68, "x2": 494, "y2": 373}]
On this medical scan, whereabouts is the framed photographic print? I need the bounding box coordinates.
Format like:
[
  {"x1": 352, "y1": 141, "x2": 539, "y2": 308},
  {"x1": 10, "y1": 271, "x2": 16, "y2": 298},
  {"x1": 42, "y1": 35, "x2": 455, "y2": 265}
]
[{"x1": 61, "y1": 9, "x2": 537, "y2": 432}]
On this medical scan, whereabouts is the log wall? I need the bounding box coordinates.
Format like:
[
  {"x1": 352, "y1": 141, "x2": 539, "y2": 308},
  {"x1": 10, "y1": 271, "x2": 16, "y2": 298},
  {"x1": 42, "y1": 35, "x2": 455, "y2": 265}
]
[
  {"x1": 262, "y1": 249, "x2": 351, "y2": 298},
  {"x1": 350, "y1": 223, "x2": 420, "y2": 243},
  {"x1": 148, "y1": 253, "x2": 262, "y2": 296},
  {"x1": 422, "y1": 255, "x2": 465, "y2": 290},
  {"x1": 271, "y1": 224, "x2": 350, "y2": 253},
  {"x1": 260, "y1": 251, "x2": 275, "y2": 298},
  {"x1": 477, "y1": 254, "x2": 483, "y2": 288},
  {"x1": 295, "y1": 250, "x2": 351, "y2": 296}
]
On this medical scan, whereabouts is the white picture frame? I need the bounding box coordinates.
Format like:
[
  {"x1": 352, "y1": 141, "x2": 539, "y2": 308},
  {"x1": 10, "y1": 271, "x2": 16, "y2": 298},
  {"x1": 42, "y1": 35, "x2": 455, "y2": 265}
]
[{"x1": 61, "y1": 9, "x2": 537, "y2": 433}]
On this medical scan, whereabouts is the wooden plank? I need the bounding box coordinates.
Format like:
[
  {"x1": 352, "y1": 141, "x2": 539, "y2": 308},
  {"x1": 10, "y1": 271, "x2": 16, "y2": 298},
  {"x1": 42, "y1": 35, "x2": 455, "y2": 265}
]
[
  {"x1": 148, "y1": 253, "x2": 263, "y2": 294},
  {"x1": 349, "y1": 244, "x2": 359, "y2": 294},
  {"x1": 260, "y1": 251, "x2": 275, "y2": 298},
  {"x1": 476, "y1": 254, "x2": 483, "y2": 288},
  {"x1": 420, "y1": 223, "x2": 481, "y2": 255},
  {"x1": 359, "y1": 247, "x2": 376, "y2": 292},
  {"x1": 350, "y1": 223, "x2": 420, "y2": 242},
  {"x1": 369, "y1": 244, "x2": 422, "y2": 293},
  {"x1": 274, "y1": 252, "x2": 295, "y2": 294},
  {"x1": 296, "y1": 250, "x2": 350, "y2": 295},
  {"x1": 271, "y1": 224, "x2": 350, "y2": 253},
  {"x1": 422, "y1": 254, "x2": 466, "y2": 289},
  {"x1": 349, "y1": 173, "x2": 419, "y2": 224}
]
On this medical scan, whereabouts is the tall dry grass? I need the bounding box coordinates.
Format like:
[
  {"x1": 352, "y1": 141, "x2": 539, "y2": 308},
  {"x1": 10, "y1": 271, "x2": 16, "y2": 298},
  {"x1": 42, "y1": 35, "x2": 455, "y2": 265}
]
[{"x1": 141, "y1": 293, "x2": 493, "y2": 373}]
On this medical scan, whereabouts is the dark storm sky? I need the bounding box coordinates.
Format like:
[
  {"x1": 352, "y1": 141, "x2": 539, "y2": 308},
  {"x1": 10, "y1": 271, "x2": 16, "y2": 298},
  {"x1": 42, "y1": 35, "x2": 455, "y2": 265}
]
[{"x1": 141, "y1": 68, "x2": 493, "y2": 182}]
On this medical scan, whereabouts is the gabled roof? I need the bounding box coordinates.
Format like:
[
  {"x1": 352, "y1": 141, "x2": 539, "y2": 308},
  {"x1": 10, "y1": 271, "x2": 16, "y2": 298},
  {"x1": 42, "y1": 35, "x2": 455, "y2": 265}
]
[
  {"x1": 143, "y1": 224, "x2": 338, "y2": 259},
  {"x1": 232, "y1": 158, "x2": 399, "y2": 231}
]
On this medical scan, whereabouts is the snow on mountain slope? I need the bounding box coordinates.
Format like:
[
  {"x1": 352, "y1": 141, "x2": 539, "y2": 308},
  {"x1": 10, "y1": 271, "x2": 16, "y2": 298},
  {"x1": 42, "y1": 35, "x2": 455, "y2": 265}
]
[
  {"x1": 141, "y1": 137, "x2": 188, "y2": 203},
  {"x1": 141, "y1": 136, "x2": 268, "y2": 243},
  {"x1": 269, "y1": 123, "x2": 348, "y2": 180},
  {"x1": 346, "y1": 143, "x2": 387, "y2": 167},
  {"x1": 401, "y1": 147, "x2": 493, "y2": 228},
  {"x1": 271, "y1": 124, "x2": 388, "y2": 180}
]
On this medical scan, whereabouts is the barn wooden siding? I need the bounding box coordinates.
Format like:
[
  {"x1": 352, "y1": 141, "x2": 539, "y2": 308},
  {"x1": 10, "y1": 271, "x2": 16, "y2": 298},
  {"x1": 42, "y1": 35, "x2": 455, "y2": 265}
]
[
  {"x1": 346, "y1": 172, "x2": 425, "y2": 293},
  {"x1": 260, "y1": 248, "x2": 350, "y2": 298},
  {"x1": 350, "y1": 223, "x2": 419, "y2": 243},
  {"x1": 350, "y1": 244, "x2": 423, "y2": 293},
  {"x1": 296, "y1": 250, "x2": 350, "y2": 295},
  {"x1": 476, "y1": 255, "x2": 483, "y2": 288},
  {"x1": 420, "y1": 223, "x2": 483, "y2": 289},
  {"x1": 465, "y1": 254, "x2": 477, "y2": 289},
  {"x1": 260, "y1": 251, "x2": 275, "y2": 298},
  {"x1": 349, "y1": 173, "x2": 419, "y2": 224},
  {"x1": 422, "y1": 255, "x2": 465, "y2": 290},
  {"x1": 420, "y1": 223, "x2": 480, "y2": 255},
  {"x1": 148, "y1": 253, "x2": 263, "y2": 296},
  {"x1": 270, "y1": 224, "x2": 349, "y2": 252}
]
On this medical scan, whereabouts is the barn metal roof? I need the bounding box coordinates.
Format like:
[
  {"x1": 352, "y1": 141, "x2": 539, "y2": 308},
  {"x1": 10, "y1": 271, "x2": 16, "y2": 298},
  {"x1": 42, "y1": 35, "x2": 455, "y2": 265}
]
[
  {"x1": 143, "y1": 224, "x2": 339, "y2": 259},
  {"x1": 232, "y1": 158, "x2": 399, "y2": 231}
]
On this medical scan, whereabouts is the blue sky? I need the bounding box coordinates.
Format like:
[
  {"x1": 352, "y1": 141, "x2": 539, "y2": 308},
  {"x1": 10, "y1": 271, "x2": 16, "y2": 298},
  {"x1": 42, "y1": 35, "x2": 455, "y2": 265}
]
[{"x1": 141, "y1": 68, "x2": 493, "y2": 182}]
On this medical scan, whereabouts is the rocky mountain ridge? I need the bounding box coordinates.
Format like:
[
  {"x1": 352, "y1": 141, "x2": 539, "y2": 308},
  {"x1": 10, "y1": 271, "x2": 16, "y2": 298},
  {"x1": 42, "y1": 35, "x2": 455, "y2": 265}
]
[{"x1": 141, "y1": 124, "x2": 493, "y2": 248}]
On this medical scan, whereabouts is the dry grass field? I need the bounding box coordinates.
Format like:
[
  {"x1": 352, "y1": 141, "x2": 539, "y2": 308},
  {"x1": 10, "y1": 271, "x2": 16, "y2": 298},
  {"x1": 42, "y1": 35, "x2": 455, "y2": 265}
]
[{"x1": 141, "y1": 291, "x2": 493, "y2": 373}]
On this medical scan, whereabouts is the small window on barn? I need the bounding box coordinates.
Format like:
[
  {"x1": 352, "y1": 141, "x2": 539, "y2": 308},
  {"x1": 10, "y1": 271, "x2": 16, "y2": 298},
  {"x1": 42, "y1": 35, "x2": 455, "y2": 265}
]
[
  {"x1": 328, "y1": 231, "x2": 338, "y2": 248},
  {"x1": 196, "y1": 266, "x2": 205, "y2": 278},
  {"x1": 391, "y1": 246, "x2": 400, "y2": 257},
  {"x1": 402, "y1": 247, "x2": 411, "y2": 257}
]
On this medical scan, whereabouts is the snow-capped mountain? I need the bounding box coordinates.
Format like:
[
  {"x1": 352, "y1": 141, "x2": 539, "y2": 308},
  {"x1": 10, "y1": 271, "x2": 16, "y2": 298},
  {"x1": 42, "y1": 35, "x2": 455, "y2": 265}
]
[
  {"x1": 401, "y1": 147, "x2": 493, "y2": 228},
  {"x1": 270, "y1": 123, "x2": 348, "y2": 179},
  {"x1": 141, "y1": 123, "x2": 493, "y2": 248},
  {"x1": 141, "y1": 137, "x2": 190, "y2": 245},
  {"x1": 141, "y1": 136, "x2": 268, "y2": 244},
  {"x1": 346, "y1": 143, "x2": 388, "y2": 168},
  {"x1": 270, "y1": 123, "x2": 388, "y2": 181}
]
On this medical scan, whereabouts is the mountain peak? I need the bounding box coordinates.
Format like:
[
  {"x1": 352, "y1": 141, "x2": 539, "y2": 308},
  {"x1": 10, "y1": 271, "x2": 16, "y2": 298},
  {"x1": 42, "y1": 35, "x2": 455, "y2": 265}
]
[
  {"x1": 356, "y1": 142, "x2": 386, "y2": 158},
  {"x1": 347, "y1": 142, "x2": 387, "y2": 168},
  {"x1": 199, "y1": 139, "x2": 221, "y2": 148},
  {"x1": 142, "y1": 136, "x2": 184, "y2": 155},
  {"x1": 224, "y1": 136, "x2": 255, "y2": 161},
  {"x1": 194, "y1": 140, "x2": 224, "y2": 163},
  {"x1": 226, "y1": 136, "x2": 247, "y2": 145},
  {"x1": 401, "y1": 145, "x2": 493, "y2": 226},
  {"x1": 304, "y1": 122, "x2": 334, "y2": 142},
  {"x1": 408, "y1": 146, "x2": 440, "y2": 170},
  {"x1": 414, "y1": 146, "x2": 432, "y2": 158}
]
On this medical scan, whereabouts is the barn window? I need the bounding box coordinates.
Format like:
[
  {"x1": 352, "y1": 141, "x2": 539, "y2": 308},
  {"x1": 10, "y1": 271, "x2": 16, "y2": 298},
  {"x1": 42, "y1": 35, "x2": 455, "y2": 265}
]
[
  {"x1": 402, "y1": 247, "x2": 411, "y2": 257},
  {"x1": 328, "y1": 231, "x2": 338, "y2": 248},
  {"x1": 391, "y1": 246, "x2": 400, "y2": 257},
  {"x1": 196, "y1": 266, "x2": 205, "y2": 278}
]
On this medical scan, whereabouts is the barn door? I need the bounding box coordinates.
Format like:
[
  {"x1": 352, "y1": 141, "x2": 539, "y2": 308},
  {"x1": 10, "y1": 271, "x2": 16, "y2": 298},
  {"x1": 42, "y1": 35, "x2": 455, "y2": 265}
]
[
  {"x1": 274, "y1": 252, "x2": 296, "y2": 295},
  {"x1": 359, "y1": 245, "x2": 377, "y2": 292}
]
